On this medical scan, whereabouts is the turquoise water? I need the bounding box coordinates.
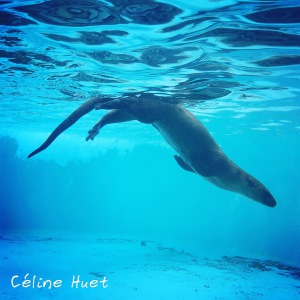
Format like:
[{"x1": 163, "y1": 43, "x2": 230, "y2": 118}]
[{"x1": 0, "y1": 0, "x2": 300, "y2": 299}]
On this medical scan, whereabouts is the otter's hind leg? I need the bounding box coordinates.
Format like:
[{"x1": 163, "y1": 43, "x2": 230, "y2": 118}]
[{"x1": 86, "y1": 109, "x2": 135, "y2": 141}]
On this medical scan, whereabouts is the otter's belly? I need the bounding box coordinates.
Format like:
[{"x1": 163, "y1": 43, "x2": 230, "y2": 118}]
[
  {"x1": 152, "y1": 121, "x2": 193, "y2": 159},
  {"x1": 153, "y1": 120, "x2": 221, "y2": 176}
]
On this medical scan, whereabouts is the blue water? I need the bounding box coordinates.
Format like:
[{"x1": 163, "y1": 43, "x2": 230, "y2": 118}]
[{"x1": 0, "y1": 0, "x2": 300, "y2": 299}]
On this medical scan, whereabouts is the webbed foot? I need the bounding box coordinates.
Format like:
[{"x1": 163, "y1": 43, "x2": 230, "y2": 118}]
[{"x1": 86, "y1": 121, "x2": 102, "y2": 141}]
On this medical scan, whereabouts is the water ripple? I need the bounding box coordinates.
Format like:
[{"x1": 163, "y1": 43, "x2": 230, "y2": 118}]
[
  {"x1": 0, "y1": 0, "x2": 299, "y2": 133},
  {"x1": 246, "y1": 6, "x2": 300, "y2": 24},
  {"x1": 15, "y1": 0, "x2": 182, "y2": 26}
]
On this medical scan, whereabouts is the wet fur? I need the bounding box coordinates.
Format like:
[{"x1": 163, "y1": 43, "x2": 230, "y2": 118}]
[{"x1": 28, "y1": 96, "x2": 276, "y2": 207}]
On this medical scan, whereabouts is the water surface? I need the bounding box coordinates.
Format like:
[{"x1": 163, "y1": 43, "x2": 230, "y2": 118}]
[{"x1": 0, "y1": 1, "x2": 300, "y2": 299}]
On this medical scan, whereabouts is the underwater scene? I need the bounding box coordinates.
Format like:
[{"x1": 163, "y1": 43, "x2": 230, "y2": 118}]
[{"x1": 0, "y1": 0, "x2": 300, "y2": 299}]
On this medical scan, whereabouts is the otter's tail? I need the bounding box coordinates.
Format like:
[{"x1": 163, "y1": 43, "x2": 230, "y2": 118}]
[{"x1": 28, "y1": 96, "x2": 110, "y2": 158}]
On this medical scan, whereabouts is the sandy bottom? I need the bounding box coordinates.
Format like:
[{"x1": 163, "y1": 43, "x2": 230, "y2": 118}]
[{"x1": 0, "y1": 233, "x2": 299, "y2": 299}]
